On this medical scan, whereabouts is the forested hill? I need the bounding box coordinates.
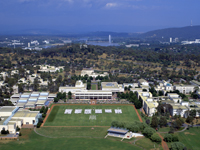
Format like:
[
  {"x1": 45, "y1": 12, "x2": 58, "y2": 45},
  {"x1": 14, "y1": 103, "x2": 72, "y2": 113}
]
[{"x1": 140, "y1": 25, "x2": 200, "y2": 39}]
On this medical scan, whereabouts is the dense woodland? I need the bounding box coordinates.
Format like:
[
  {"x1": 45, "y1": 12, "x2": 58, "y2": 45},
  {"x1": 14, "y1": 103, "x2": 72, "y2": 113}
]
[{"x1": 0, "y1": 43, "x2": 200, "y2": 101}]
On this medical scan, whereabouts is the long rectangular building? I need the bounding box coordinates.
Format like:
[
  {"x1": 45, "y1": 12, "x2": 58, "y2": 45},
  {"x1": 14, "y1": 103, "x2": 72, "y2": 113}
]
[{"x1": 75, "y1": 90, "x2": 112, "y2": 100}]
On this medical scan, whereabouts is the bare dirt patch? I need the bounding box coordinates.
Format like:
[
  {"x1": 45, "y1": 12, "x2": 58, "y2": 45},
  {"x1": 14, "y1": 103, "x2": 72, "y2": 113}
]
[{"x1": 184, "y1": 132, "x2": 195, "y2": 135}]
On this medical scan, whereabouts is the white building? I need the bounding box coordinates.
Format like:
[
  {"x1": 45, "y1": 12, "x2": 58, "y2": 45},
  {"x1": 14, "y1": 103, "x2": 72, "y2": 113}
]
[
  {"x1": 167, "y1": 93, "x2": 182, "y2": 103},
  {"x1": 125, "y1": 44, "x2": 139, "y2": 48},
  {"x1": 138, "y1": 79, "x2": 149, "y2": 86},
  {"x1": 81, "y1": 68, "x2": 108, "y2": 78},
  {"x1": 0, "y1": 106, "x2": 40, "y2": 133},
  {"x1": 59, "y1": 80, "x2": 87, "y2": 94},
  {"x1": 138, "y1": 92, "x2": 158, "y2": 117},
  {"x1": 75, "y1": 90, "x2": 112, "y2": 100},
  {"x1": 101, "y1": 82, "x2": 124, "y2": 93},
  {"x1": 174, "y1": 84, "x2": 195, "y2": 94}
]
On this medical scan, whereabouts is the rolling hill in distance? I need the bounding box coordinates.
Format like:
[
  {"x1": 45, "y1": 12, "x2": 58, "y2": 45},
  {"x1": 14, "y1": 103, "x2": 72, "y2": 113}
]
[
  {"x1": 139, "y1": 25, "x2": 200, "y2": 39},
  {"x1": 1, "y1": 25, "x2": 200, "y2": 40}
]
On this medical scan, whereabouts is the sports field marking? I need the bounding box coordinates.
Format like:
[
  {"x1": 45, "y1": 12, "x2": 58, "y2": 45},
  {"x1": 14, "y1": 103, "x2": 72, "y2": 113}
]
[{"x1": 42, "y1": 104, "x2": 139, "y2": 127}]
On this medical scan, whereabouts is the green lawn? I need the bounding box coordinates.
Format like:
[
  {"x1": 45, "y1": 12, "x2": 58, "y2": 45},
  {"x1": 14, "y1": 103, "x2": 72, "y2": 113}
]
[
  {"x1": 0, "y1": 129, "x2": 143, "y2": 150},
  {"x1": 36, "y1": 127, "x2": 108, "y2": 137},
  {"x1": 160, "y1": 127, "x2": 200, "y2": 150},
  {"x1": 173, "y1": 127, "x2": 200, "y2": 150},
  {"x1": 135, "y1": 137, "x2": 163, "y2": 150},
  {"x1": 45, "y1": 105, "x2": 139, "y2": 126},
  {"x1": 91, "y1": 84, "x2": 97, "y2": 90}
]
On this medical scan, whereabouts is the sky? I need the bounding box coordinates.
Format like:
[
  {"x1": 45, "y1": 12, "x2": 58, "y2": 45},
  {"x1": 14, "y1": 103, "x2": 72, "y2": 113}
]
[{"x1": 0, "y1": 0, "x2": 200, "y2": 33}]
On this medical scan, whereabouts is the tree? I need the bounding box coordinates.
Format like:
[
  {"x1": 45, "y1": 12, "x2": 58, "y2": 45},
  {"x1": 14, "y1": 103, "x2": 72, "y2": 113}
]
[
  {"x1": 68, "y1": 91, "x2": 72, "y2": 99},
  {"x1": 186, "y1": 116, "x2": 194, "y2": 124},
  {"x1": 146, "y1": 119, "x2": 150, "y2": 125},
  {"x1": 151, "y1": 116, "x2": 159, "y2": 128},
  {"x1": 171, "y1": 142, "x2": 186, "y2": 150},
  {"x1": 164, "y1": 134, "x2": 172, "y2": 142},
  {"x1": 134, "y1": 100, "x2": 142, "y2": 109},
  {"x1": 143, "y1": 127, "x2": 156, "y2": 138},
  {"x1": 18, "y1": 83, "x2": 24, "y2": 93},
  {"x1": 54, "y1": 97, "x2": 59, "y2": 103},
  {"x1": 151, "y1": 133, "x2": 161, "y2": 143},
  {"x1": 159, "y1": 116, "x2": 167, "y2": 127}
]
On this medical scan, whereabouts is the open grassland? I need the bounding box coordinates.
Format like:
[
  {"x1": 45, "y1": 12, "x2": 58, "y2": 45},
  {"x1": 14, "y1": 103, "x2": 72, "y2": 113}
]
[
  {"x1": 36, "y1": 127, "x2": 108, "y2": 137},
  {"x1": 171, "y1": 128, "x2": 200, "y2": 150},
  {"x1": 44, "y1": 105, "x2": 139, "y2": 126},
  {"x1": 0, "y1": 129, "x2": 143, "y2": 150},
  {"x1": 135, "y1": 137, "x2": 163, "y2": 150},
  {"x1": 160, "y1": 127, "x2": 200, "y2": 150}
]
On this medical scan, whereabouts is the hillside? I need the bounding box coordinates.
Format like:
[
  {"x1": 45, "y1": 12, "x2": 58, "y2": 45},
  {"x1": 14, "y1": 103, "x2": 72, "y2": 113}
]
[{"x1": 140, "y1": 25, "x2": 200, "y2": 39}]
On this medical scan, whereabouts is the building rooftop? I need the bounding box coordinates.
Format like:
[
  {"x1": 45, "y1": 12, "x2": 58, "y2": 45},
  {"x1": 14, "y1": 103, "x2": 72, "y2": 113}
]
[
  {"x1": 7, "y1": 122, "x2": 16, "y2": 125},
  {"x1": 35, "y1": 100, "x2": 46, "y2": 105},
  {"x1": 75, "y1": 90, "x2": 112, "y2": 94},
  {"x1": 0, "y1": 106, "x2": 17, "y2": 112},
  {"x1": 13, "y1": 110, "x2": 39, "y2": 118},
  {"x1": 171, "y1": 104, "x2": 188, "y2": 110},
  {"x1": 25, "y1": 101, "x2": 36, "y2": 105},
  {"x1": 108, "y1": 127, "x2": 129, "y2": 134},
  {"x1": 101, "y1": 82, "x2": 119, "y2": 88},
  {"x1": 0, "y1": 116, "x2": 9, "y2": 125},
  {"x1": 190, "y1": 80, "x2": 200, "y2": 86},
  {"x1": 138, "y1": 79, "x2": 147, "y2": 83},
  {"x1": 16, "y1": 102, "x2": 26, "y2": 107}
]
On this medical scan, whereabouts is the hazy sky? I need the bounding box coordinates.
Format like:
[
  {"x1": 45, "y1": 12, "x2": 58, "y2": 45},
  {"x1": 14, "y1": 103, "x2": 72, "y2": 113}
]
[{"x1": 0, "y1": 0, "x2": 200, "y2": 33}]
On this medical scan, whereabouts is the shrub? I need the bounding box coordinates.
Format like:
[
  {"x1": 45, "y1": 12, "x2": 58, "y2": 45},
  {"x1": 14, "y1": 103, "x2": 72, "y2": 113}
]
[
  {"x1": 16, "y1": 126, "x2": 20, "y2": 131},
  {"x1": 186, "y1": 116, "x2": 194, "y2": 123},
  {"x1": 172, "y1": 135, "x2": 179, "y2": 142},
  {"x1": 164, "y1": 134, "x2": 172, "y2": 142},
  {"x1": 1, "y1": 129, "x2": 9, "y2": 134},
  {"x1": 37, "y1": 122, "x2": 42, "y2": 128},
  {"x1": 171, "y1": 142, "x2": 186, "y2": 150},
  {"x1": 42, "y1": 114, "x2": 46, "y2": 118},
  {"x1": 151, "y1": 133, "x2": 161, "y2": 143},
  {"x1": 143, "y1": 127, "x2": 156, "y2": 138}
]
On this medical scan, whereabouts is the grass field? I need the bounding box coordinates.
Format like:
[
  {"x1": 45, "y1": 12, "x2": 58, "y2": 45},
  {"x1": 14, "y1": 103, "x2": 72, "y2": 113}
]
[
  {"x1": 0, "y1": 129, "x2": 143, "y2": 150},
  {"x1": 91, "y1": 84, "x2": 97, "y2": 90},
  {"x1": 44, "y1": 105, "x2": 139, "y2": 126},
  {"x1": 167, "y1": 128, "x2": 200, "y2": 150}
]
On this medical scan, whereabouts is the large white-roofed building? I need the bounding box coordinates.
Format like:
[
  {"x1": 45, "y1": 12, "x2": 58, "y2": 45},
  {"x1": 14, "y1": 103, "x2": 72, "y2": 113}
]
[
  {"x1": 12, "y1": 109, "x2": 40, "y2": 125},
  {"x1": 81, "y1": 68, "x2": 108, "y2": 78},
  {"x1": 0, "y1": 106, "x2": 40, "y2": 133},
  {"x1": 59, "y1": 80, "x2": 87, "y2": 94},
  {"x1": 10, "y1": 92, "x2": 51, "y2": 108},
  {"x1": 138, "y1": 92, "x2": 158, "y2": 117},
  {"x1": 101, "y1": 82, "x2": 124, "y2": 93},
  {"x1": 75, "y1": 90, "x2": 112, "y2": 100},
  {"x1": 174, "y1": 84, "x2": 195, "y2": 94}
]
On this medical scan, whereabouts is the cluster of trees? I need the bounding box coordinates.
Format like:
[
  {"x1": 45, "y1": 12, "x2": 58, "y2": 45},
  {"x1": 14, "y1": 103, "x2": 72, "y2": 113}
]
[
  {"x1": 164, "y1": 134, "x2": 179, "y2": 142},
  {"x1": 54, "y1": 92, "x2": 66, "y2": 102},
  {"x1": 40, "y1": 106, "x2": 48, "y2": 118},
  {"x1": 37, "y1": 106, "x2": 48, "y2": 128},
  {"x1": 142, "y1": 127, "x2": 161, "y2": 143},
  {"x1": 1, "y1": 129, "x2": 9, "y2": 134},
  {"x1": 111, "y1": 121, "x2": 161, "y2": 143},
  {"x1": 111, "y1": 121, "x2": 147, "y2": 133},
  {"x1": 117, "y1": 91, "x2": 142, "y2": 109}
]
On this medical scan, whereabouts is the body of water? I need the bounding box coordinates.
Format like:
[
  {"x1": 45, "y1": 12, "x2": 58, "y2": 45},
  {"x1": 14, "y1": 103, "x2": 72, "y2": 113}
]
[{"x1": 87, "y1": 42, "x2": 120, "y2": 46}]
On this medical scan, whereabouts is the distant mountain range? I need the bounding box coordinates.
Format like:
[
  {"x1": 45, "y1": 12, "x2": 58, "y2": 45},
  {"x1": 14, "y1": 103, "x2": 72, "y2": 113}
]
[
  {"x1": 140, "y1": 25, "x2": 200, "y2": 39},
  {"x1": 1, "y1": 25, "x2": 200, "y2": 39}
]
